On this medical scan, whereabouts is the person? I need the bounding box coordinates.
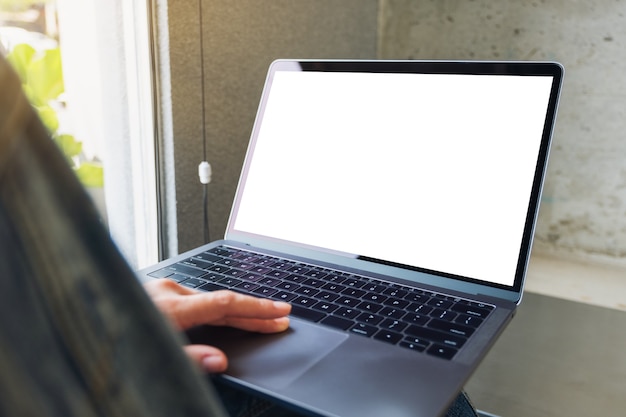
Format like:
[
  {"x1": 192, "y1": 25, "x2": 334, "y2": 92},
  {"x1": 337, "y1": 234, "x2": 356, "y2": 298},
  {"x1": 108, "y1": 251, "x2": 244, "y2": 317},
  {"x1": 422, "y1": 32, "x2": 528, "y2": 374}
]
[{"x1": 0, "y1": 51, "x2": 478, "y2": 417}]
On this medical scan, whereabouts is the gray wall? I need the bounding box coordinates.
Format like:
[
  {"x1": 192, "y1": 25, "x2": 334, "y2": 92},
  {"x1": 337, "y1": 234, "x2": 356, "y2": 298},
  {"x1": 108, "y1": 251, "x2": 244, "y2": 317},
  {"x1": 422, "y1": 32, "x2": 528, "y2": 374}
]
[
  {"x1": 162, "y1": 0, "x2": 379, "y2": 255},
  {"x1": 161, "y1": 0, "x2": 626, "y2": 267},
  {"x1": 379, "y1": 0, "x2": 626, "y2": 265}
]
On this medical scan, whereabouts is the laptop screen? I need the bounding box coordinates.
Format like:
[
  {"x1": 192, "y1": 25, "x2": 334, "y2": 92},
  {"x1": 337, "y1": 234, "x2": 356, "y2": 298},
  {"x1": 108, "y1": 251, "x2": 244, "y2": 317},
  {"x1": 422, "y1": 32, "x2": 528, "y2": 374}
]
[{"x1": 231, "y1": 61, "x2": 561, "y2": 290}]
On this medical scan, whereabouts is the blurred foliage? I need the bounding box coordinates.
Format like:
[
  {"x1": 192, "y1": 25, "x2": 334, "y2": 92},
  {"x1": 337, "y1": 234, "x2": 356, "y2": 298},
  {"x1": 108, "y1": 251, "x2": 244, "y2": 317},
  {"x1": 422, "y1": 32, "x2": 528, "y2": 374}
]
[
  {"x1": 7, "y1": 43, "x2": 104, "y2": 187},
  {"x1": 0, "y1": 0, "x2": 52, "y2": 11}
]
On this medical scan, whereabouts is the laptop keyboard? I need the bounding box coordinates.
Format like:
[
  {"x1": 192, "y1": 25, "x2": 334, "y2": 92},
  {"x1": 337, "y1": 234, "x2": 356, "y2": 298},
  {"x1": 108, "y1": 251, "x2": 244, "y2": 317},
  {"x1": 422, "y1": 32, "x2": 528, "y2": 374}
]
[{"x1": 148, "y1": 245, "x2": 495, "y2": 360}]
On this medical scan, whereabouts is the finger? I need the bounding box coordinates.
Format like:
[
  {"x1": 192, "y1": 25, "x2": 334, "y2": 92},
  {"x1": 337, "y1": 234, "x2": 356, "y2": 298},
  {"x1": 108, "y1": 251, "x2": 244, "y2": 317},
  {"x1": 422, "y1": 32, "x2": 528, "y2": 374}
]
[
  {"x1": 217, "y1": 316, "x2": 291, "y2": 333},
  {"x1": 184, "y1": 344, "x2": 228, "y2": 373},
  {"x1": 144, "y1": 278, "x2": 196, "y2": 297},
  {"x1": 175, "y1": 290, "x2": 292, "y2": 329}
]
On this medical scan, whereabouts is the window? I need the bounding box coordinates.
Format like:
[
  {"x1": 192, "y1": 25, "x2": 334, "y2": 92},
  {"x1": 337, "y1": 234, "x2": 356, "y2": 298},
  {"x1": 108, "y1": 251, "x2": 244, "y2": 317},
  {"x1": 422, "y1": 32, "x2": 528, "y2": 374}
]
[{"x1": 1, "y1": 0, "x2": 159, "y2": 269}]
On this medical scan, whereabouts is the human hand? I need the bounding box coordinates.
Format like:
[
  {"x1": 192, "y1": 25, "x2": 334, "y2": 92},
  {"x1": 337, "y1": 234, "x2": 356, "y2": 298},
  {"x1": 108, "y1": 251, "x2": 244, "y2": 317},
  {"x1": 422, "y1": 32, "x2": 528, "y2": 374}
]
[{"x1": 144, "y1": 279, "x2": 291, "y2": 373}]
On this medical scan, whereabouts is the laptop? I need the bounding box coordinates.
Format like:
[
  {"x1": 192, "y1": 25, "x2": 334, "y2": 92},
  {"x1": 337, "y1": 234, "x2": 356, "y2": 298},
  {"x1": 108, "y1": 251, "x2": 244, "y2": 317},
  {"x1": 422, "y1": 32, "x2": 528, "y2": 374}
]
[{"x1": 140, "y1": 60, "x2": 563, "y2": 417}]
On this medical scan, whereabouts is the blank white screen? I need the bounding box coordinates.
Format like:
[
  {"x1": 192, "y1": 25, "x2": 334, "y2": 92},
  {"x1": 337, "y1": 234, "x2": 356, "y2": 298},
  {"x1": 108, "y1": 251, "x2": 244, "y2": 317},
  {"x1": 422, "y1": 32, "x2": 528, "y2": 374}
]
[{"x1": 233, "y1": 70, "x2": 553, "y2": 286}]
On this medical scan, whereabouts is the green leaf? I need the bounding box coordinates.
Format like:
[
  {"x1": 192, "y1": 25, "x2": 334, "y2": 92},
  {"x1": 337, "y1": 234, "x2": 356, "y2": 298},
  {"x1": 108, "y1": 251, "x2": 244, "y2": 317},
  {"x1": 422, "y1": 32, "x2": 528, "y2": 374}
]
[
  {"x1": 75, "y1": 163, "x2": 104, "y2": 188},
  {"x1": 36, "y1": 105, "x2": 60, "y2": 133},
  {"x1": 28, "y1": 47, "x2": 64, "y2": 103},
  {"x1": 54, "y1": 134, "x2": 82, "y2": 161},
  {"x1": 6, "y1": 43, "x2": 35, "y2": 83}
]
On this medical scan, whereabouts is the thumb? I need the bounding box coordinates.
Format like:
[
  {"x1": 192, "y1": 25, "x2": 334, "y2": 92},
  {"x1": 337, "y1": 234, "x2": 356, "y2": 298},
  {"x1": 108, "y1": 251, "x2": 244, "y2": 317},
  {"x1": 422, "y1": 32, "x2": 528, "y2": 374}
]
[{"x1": 184, "y1": 344, "x2": 229, "y2": 373}]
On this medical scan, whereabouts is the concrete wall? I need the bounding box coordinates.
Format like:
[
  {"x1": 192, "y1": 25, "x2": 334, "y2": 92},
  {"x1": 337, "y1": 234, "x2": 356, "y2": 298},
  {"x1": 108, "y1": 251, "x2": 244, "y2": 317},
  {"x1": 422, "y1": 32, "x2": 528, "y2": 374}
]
[
  {"x1": 379, "y1": 0, "x2": 626, "y2": 265},
  {"x1": 162, "y1": 0, "x2": 379, "y2": 255},
  {"x1": 161, "y1": 0, "x2": 626, "y2": 267}
]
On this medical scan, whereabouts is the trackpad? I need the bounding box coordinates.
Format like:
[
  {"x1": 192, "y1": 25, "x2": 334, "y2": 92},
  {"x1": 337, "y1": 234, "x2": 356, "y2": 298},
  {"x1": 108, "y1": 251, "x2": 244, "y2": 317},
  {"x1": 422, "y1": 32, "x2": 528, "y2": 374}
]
[{"x1": 186, "y1": 320, "x2": 348, "y2": 389}]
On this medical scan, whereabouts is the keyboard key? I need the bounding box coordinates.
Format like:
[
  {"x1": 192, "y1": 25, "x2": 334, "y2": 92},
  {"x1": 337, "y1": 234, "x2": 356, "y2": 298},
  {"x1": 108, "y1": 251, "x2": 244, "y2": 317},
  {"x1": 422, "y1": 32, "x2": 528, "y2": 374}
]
[
  {"x1": 380, "y1": 319, "x2": 407, "y2": 332},
  {"x1": 321, "y1": 315, "x2": 353, "y2": 330},
  {"x1": 290, "y1": 304, "x2": 326, "y2": 322},
  {"x1": 356, "y1": 301, "x2": 384, "y2": 313},
  {"x1": 455, "y1": 314, "x2": 483, "y2": 328},
  {"x1": 287, "y1": 265, "x2": 310, "y2": 274},
  {"x1": 148, "y1": 268, "x2": 174, "y2": 278},
  {"x1": 267, "y1": 270, "x2": 290, "y2": 279},
  {"x1": 466, "y1": 301, "x2": 495, "y2": 311},
  {"x1": 181, "y1": 278, "x2": 207, "y2": 288},
  {"x1": 406, "y1": 325, "x2": 466, "y2": 349},
  {"x1": 321, "y1": 282, "x2": 346, "y2": 292},
  {"x1": 198, "y1": 282, "x2": 229, "y2": 292},
  {"x1": 334, "y1": 307, "x2": 359, "y2": 319},
  {"x1": 201, "y1": 272, "x2": 226, "y2": 281},
  {"x1": 383, "y1": 298, "x2": 410, "y2": 309},
  {"x1": 302, "y1": 278, "x2": 325, "y2": 288},
  {"x1": 341, "y1": 288, "x2": 366, "y2": 298},
  {"x1": 350, "y1": 323, "x2": 378, "y2": 337},
  {"x1": 356, "y1": 312, "x2": 384, "y2": 325},
  {"x1": 362, "y1": 283, "x2": 385, "y2": 292},
  {"x1": 295, "y1": 287, "x2": 320, "y2": 297},
  {"x1": 405, "y1": 292, "x2": 428, "y2": 303},
  {"x1": 317, "y1": 291, "x2": 340, "y2": 302},
  {"x1": 402, "y1": 313, "x2": 429, "y2": 326},
  {"x1": 325, "y1": 274, "x2": 347, "y2": 283},
  {"x1": 380, "y1": 307, "x2": 406, "y2": 320},
  {"x1": 429, "y1": 308, "x2": 456, "y2": 322},
  {"x1": 192, "y1": 252, "x2": 221, "y2": 263},
  {"x1": 451, "y1": 303, "x2": 492, "y2": 319},
  {"x1": 216, "y1": 258, "x2": 236, "y2": 266},
  {"x1": 234, "y1": 281, "x2": 260, "y2": 292},
  {"x1": 217, "y1": 277, "x2": 243, "y2": 287},
  {"x1": 252, "y1": 258, "x2": 276, "y2": 267},
  {"x1": 271, "y1": 291, "x2": 298, "y2": 302},
  {"x1": 167, "y1": 263, "x2": 207, "y2": 278},
  {"x1": 399, "y1": 340, "x2": 428, "y2": 352},
  {"x1": 342, "y1": 278, "x2": 365, "y2": 288},
  {"x1": 374, "y1": 329, "x2": 403, "y2": 345},
  {"x1": 362, "y1": 293, "x2": 388, "y2": 303},
  {"x1": 403, "y1": 336, "x2": 431, "y2": 347},
  {"x1": 258, "y1": 277, "x2": 280, "y2": 286},
  {"x1": 181, "y1": 258, "x2": 213, "y2": 270},
  {"x1": 284, "y1": 274, "x2": 308, "y2": 283},
  {"x1": 294, "y1": 296, "x2": 317, "y2": 307},
  {"x1": 207, "y1": 247, "x2": 232, "y2": 256},
  {"x1": 223, "y1": 269, "x2": 248, "y2": 278},
  {"x1": 275, "y1": 281, "x2": 300, "y2": 291},
  {"x1": 408, "y1": 303, "x2": 433, "y2": 315},
  {"x1": 270, "y1": 261, "x2": 291, "y2": 270},
  {"x1": 231, "y1": 261, "x2": 256, "y2": 270},
  {"x1": 250, "y1": 266, "x2": 272, "y2": 274},
  {"x1": 311, "y1": 302, "x2": 339, "y2": 314},
  {"x1": 167, "y1": 273, "x2": 189, "y2": 283},
  {"x1": 427, "y1": 344, "x2": 458, "y2": 360},
  {"x1": 207, "y1": 264, "x2": 231, "y2": 274},
  {"x1": 303, "y1": 270, "x2": 328, "y2": 279},
  {"x1": 238, "y1": 272, "x2": 263, "y2": 282},
  {"x1": 337, "y1": 296, "x2": 360, "y2": 308},
  {"x1": 428, "y1": 318, "x2": 475, "y2": 338},
  {"x1": 382, "y1": 287, "x2": 408, "y2": 298},
  {"x1": 427, "y1": 298, "x2": 453, "y2": 309},
  {"x1": 251, "y1": 286, "x2": 278, "y2": 297}
]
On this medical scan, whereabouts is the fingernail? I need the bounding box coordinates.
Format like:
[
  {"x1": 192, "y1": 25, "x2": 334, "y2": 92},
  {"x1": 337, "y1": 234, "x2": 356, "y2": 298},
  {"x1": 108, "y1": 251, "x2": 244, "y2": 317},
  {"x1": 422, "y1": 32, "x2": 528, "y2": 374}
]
[{"x1": 202, "y1": 356, "x2": 225, "y2": 372}]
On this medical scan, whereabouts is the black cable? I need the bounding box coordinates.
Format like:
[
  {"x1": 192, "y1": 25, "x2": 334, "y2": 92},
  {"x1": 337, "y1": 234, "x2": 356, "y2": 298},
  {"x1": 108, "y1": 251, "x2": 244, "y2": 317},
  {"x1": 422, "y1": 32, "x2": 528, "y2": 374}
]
[
  {"x1": 198, "y1": 0, "x2": 207, "y2": 159},
  {"x1": 198, "y1": 0, "x2": 210, "y2": 243},
  {"x1": 203, "y1": 183, "x2": 210, "y2": 243}
]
